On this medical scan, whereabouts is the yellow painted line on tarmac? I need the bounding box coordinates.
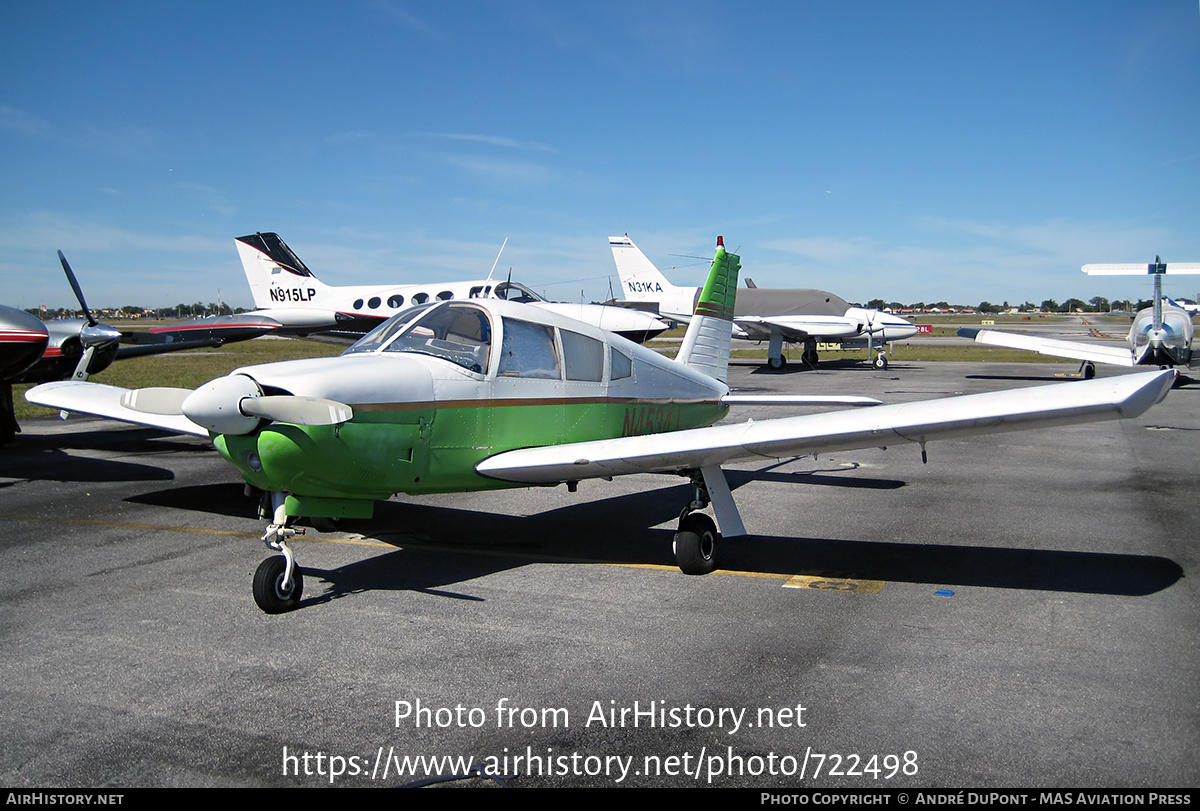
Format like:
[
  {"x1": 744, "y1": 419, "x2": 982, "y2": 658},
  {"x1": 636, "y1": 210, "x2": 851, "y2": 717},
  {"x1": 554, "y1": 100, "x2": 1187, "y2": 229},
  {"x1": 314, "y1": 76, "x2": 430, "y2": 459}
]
[
  {"x1": 783, "y1": 574, "x2": 886, "y2": 593},
  {"x1": 610, "y1": 562, "x2": 886, "y2": 593}
]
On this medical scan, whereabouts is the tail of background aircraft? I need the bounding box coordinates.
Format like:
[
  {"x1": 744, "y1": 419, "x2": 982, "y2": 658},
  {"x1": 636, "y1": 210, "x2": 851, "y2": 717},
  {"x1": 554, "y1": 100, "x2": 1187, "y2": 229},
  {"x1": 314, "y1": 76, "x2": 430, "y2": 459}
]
[
  {"x1": 235, "y1": 233, "x2": 329, "y2": 310},
  {"x1": 609, "y1": 235, "x2": 682, "y2": 299},
  {"x1": 676, "y1": 237, "x2": 740, "y2": 383}
]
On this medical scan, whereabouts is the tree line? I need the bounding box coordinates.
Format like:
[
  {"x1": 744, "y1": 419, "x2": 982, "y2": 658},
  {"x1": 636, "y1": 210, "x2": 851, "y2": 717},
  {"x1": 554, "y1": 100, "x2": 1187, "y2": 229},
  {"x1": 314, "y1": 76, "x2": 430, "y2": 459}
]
[{"x1": 864, "y1": 297, "x2": 1153, "y2": 314}]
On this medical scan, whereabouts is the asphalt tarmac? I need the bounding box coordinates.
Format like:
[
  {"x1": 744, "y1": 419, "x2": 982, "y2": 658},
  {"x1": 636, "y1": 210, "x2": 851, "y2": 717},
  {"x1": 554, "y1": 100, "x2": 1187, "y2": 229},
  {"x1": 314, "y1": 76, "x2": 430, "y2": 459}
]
[{"x1": 1, "y1": 360, "x2": 1197, "y2": 788}]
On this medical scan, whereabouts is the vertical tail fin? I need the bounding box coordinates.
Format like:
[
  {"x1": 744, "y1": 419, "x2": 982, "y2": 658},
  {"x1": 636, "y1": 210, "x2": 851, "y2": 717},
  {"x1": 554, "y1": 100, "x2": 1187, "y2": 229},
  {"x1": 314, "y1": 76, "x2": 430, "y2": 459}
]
[
  {"x1": 676, "y1": 237, "x2": 740, "y2": 383},
  {"x1": 235, "y1": 232, "x2": 326, "y2": 310},
  {"x1": 609, "y1": 235, "x2": 684, "y2": 300}
]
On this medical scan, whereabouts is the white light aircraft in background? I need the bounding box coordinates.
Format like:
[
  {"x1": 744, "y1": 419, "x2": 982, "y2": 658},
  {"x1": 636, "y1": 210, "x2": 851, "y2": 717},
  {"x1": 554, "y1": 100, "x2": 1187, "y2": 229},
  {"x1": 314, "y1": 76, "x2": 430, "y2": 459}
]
[
  {"x1": 609, "y1": 234, "x2": 917, "y2": 370},
  {"x1": 959, "y1": 258, "x2": 1200, "y2": 378},
  {"x1": 236, "y1": 232, "x2": 669, "y2": 343},
  {"x1": 29, "y1": 238, "x2": 1174, "y2": 614}
]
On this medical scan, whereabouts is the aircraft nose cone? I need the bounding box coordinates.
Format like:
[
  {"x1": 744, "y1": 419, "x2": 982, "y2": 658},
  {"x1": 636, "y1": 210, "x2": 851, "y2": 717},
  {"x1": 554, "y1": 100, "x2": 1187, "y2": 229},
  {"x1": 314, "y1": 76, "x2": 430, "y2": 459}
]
[{"x1": 182, "y1": 374, "x2": 263, "y2": 435}]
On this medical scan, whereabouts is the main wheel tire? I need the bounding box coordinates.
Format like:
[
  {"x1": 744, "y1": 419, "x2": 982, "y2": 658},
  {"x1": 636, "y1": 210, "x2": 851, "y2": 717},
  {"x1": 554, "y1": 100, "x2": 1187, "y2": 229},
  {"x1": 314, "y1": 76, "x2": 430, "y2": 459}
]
[
  {"x1": 1082, "y1": 362, "x2": 1096, "y2": 379},
  {"x1": 253, "y1": 555, "x2": 304, "y2": 614},
  {"x1": 673, "y1": 513, "x2": 720, "y2": 575},
  {"x1": 873, "y1": 354, "x2": 888, "y2": 370},
  {"x1": 767, "y1": 355, "x2": 786, "y2": 370}
]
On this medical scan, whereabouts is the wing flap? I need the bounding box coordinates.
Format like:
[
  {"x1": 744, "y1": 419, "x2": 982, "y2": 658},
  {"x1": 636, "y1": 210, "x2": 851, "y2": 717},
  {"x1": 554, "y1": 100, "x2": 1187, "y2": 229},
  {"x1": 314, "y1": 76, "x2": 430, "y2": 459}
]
[
  {"x1": 25, "y1": 381, "x2": 210, "y2": 437},
  {"x1": 476, "y1": 370, "x2": 1174, "y2": 483},
  {"x1": 959, "y1": 328, "x2": 1136, "y2": 366}
]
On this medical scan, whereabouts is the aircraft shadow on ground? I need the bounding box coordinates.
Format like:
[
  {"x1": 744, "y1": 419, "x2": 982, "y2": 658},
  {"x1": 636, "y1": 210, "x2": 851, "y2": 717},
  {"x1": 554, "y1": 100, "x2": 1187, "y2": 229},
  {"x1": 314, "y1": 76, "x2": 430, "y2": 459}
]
[
  {"x1": 0, "y1": 426, "x2": 190, "y2": 484},
  {"x1": 125, "y1": 482, "x2": 262, "y2": 519},
  {"x1": 10, "y1": 423, "x2": 210, "y2": 454},
  {"x1": 304, "y1": 484, "x2": 1178, "y2": 608},
  {"x1": 720, "y1": 536, "x2": 1181, "y2": 597},
  {"x1": 119, "y1": 472, "x2": 1181, "y2": 608}
]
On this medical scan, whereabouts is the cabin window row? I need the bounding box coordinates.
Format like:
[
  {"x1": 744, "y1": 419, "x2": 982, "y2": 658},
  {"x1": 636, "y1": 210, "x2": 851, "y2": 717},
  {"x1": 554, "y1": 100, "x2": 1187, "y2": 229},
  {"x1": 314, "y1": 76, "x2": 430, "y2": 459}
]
[{"x1": 350, "y1": 281, "x2": 547, "y2": 312}]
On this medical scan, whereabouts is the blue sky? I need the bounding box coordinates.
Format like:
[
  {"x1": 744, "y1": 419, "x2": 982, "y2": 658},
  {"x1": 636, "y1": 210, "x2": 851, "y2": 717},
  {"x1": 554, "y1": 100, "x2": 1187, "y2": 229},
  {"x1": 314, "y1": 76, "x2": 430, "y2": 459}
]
[{"x1": 2, "y1": 1, "x2": 1198, "y2": 312}]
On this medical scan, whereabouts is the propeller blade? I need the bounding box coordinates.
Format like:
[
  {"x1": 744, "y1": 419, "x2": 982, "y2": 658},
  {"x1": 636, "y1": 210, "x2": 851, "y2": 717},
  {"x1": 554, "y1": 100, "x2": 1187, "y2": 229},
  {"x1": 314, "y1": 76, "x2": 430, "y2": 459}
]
[
  {"x1": 120, "y1": 387, "x2": 193, "y2": 415},
  {"x1": 180, "y1": 374, "x2": 353, "y2": 435},
  {"x1": 70, "y1": 345, "x2": 96, "y2": 382},
  {"x1": 58, "y1": 250, "x2": 96, "y2": 326},
  {"x1": 239, "y1": 396, "x2": 353, "y2": 426}
]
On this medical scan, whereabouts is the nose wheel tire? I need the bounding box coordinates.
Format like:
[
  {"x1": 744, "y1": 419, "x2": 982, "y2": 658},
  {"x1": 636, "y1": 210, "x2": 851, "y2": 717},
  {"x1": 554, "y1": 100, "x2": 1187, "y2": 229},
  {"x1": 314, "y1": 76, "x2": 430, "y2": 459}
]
[
  {"x1": 673, "y1": 513, "x2": 720, "y2": 575},
  {"x1": 253, "y1": 555, "x2": 304, "y2": 614},
  {"x1": 873, "y1": 353, "x2": 888, "y2": 370}
]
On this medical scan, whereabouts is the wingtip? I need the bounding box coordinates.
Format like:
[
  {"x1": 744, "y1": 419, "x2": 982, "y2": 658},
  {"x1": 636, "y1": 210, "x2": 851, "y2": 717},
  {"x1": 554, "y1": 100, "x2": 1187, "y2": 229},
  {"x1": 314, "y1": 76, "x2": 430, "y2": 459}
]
[
  {"x1": 957, "y1": 328, "x2": 980, "y2": 339},
  {"x1": 1114, "y1": 369, "x2": 1176, "y2": 417}
]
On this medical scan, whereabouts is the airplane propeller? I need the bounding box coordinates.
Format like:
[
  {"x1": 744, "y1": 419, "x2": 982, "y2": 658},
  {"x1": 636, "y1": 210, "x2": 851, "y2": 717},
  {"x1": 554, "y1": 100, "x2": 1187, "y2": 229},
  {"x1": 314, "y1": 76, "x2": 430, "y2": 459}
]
[
  {"x1": 120, "y1": 374, "x2": 353, "y2": 435},
  {"x1": 57, "y1": 250, "x2": 121, "y2": 382}
]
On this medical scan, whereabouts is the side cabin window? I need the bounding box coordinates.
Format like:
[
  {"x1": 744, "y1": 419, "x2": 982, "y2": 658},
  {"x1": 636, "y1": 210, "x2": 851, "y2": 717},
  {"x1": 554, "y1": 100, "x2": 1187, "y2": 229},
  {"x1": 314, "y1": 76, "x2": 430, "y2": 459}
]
[
  {"x1": 498, "y1": 318, "x2": 560, "y2": 379},
  {"x1": 378, "y1": 303, "x2": 491, "y2": 373},
  {"x1": 610, "y1": 346, "x2": 632, "y2": 380},
  {"x1": 561, "y1": 329, "x2": 604, "y2": 382}
]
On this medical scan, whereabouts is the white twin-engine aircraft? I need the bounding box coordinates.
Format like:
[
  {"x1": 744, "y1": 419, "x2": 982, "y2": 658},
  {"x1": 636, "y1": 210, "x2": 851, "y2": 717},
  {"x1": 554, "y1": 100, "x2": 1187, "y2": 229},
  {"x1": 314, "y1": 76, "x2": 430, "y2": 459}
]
[
  {"x1": 236, "y1": 232, "x2": 669, "y2": 343},
  {"x1": 959, "y1": 258, "x2": 1200, "y2": 377},
  {"x1": 609, "y1": 235, "x2": 918, "y2": 370},
  {"x1": 28, "y1": 238, "x2": 1175, "y2": 615}
]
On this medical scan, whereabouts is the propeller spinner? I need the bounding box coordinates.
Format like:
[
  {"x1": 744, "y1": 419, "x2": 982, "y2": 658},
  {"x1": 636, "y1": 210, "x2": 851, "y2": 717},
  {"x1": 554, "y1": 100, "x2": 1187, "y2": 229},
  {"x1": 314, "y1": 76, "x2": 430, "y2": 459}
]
[{"x1": 121, "y1": 374, "x2": 353, "y2": 435}]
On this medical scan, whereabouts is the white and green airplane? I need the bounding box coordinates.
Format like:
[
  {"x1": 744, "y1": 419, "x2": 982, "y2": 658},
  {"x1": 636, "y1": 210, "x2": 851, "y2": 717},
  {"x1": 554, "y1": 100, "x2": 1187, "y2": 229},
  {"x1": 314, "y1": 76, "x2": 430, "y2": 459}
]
[{"x1": 27, "y1": 238, "x2": 1176, "y2": 614}]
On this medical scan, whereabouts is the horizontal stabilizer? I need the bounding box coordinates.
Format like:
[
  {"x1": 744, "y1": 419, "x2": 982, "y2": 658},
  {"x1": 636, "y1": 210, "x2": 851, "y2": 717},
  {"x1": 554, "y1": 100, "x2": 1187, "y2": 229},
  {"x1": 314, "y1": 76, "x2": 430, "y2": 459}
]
[
  {"x1": 722, "y1": 394, "x2": 882, "y2": 407},
  {"x1": 25, "y1": 381, "x2": 209, "y2": 437},
  {"x1": 958, "y1": 328, "x2": 1136, "y2": 367},
  {"x1": 1084, "y1": 262, "x2": 1200, "y2": 276},
  {"x1": 476, "y1": 370, "x2": 1174, "y2": 484}
]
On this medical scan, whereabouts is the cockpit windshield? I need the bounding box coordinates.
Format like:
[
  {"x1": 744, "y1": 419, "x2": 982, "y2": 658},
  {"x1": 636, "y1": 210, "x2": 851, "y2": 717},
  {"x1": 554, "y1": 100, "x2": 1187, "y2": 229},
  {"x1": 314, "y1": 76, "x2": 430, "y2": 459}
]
[
  {"x1": 344, "y1": 302, "x2": 492, "y2": 374},
  {"x1": 492, "y1": 281, "x2": 546, "y2": 304},
  {"x1": 343, "y1": 304, "x2": 434, "y2": 355}
]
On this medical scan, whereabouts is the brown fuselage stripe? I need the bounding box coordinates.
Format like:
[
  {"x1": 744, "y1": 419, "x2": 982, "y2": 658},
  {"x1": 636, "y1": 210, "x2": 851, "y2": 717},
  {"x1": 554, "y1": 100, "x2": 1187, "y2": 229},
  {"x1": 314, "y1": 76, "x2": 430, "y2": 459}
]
[{"x1": 353, "y1": 397, "x2": 724, "y2": 413}]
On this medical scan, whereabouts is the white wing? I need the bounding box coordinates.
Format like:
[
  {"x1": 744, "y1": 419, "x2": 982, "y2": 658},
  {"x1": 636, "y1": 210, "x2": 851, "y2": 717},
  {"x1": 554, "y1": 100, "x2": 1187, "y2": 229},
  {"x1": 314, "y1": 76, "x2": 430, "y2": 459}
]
[
  {"x1": 958, "y1": 327, "x2": 1136, "y2": 367},
  {"x1": 734, "y1": 314, "x2": 864, "y2": 342},
  {"x1": 476, "y1": 370, "x2": 1173, "y2": 483},
  {"x1": 25, "y1": 381, "x2": 210, "y2": 437}
]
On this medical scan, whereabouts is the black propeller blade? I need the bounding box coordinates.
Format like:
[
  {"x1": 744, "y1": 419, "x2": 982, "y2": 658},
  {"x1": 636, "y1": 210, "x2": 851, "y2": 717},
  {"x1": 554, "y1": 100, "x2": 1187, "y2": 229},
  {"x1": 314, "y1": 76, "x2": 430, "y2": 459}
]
[{"x1": 58, "y1": 250, "x2": 96, "y2": 327}]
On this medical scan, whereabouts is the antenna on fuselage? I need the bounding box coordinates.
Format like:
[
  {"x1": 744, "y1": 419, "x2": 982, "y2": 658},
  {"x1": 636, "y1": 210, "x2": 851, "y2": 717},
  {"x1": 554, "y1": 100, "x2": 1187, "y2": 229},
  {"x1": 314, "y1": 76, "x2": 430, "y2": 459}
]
[{"x1": 485, "y1": 237, "x2": 509, "y2": 283}]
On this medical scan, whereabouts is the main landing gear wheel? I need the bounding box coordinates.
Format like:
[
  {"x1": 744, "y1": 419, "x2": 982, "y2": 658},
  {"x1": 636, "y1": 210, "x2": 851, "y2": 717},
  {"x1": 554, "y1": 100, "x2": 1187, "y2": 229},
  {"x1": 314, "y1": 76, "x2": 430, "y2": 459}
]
[
  {"x1": 673, "y1": 513, "x2": 720, "y2": 575},
  {"x1": 873, "y1": 353, "x2": 888, "y2": 370},
  {"x1": 253, "y1": 555, "x2": 304, "y2": 614},
  {"x1": 767, "y1": 354, "x2": 787, "y2": 370}
]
